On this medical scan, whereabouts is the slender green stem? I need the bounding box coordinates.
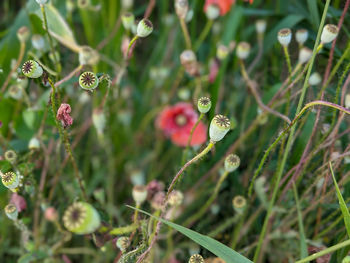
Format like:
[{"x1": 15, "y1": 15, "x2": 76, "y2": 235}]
[
  {"x1": 40, "y1": 4, "x2": 60, "y2": 75},
  {"x1": 133, "y1": 203, "x2": 140, "y2": 223},
  {"x1": 126, "y1": 35, "x2": 139, "y2": 58},
  {"x1": 109, "y1": 223, "x2": 139, "y2": 235},
  {"x1": 179, "y1": 18, "x2": 192, "y2": 49},
  {"x1": 182, "y1": 113, "x2": 205, "y2": 164},
  {"x1": 296, "y1": 239, "x2": 350, "y2": 263},
  {"x1": 47, "y1": 78, "x2": 88, "y2": 201},
  {"x1": 194, "y1": 19, "x2": 213, "y2": 51},
  {"x1": 283, "y1": 45, "x2": 292, "y2": 76}
]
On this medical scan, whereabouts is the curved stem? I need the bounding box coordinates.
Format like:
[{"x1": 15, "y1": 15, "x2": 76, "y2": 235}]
[
  {"x1": 283, "y1": 45, "x2": 292, "y2": 76},
  {"x1": 126, "y1": 35, "x2": 139, "y2": 58},
  {"x1": 179, "y1": 18, "x2": 192, "y2": 49},
  {"x1": 194, "y1": 19, "x2": 213, "y2": 51}
]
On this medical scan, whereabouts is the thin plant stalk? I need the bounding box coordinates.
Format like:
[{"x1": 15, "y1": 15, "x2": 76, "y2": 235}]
[
  {"x1": 179, "y1": 18, "x2": 192, "y2": 49},
  {"x1": 194, "y1": 19, "x2": 214, "y2": 51},
  {"x1": 182, "y1": 113, "x2": 204, "y2": 164}
]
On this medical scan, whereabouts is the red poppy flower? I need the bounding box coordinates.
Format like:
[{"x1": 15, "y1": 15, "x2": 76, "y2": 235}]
[
  {"x1": 204, "y1": 0, "x2": 235, "y2": 16},
  {"x1": 156, "y1": 102, "x2": 207, "y2": 147}
]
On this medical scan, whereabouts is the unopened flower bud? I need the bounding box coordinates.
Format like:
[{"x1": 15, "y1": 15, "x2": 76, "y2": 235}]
[
  {"x1": 122, "y1": 13, "x2": 135, "y2": 31},
  {"x1": 45, "y1": 207, "x2": 58, "y2": 222},
  {"x1": 209, "y1": 114, "x2": 231, "y2": 142},
  {"x1": 5, "y1": 150, "x2": 17, "y2": 163},
  {"x1": 137, "y1": 19, "x2": 153, "y2": 38},
  {"x1": 5, "y1": 204, "x2": 18, "y2": 220},
  {"x1": 189, "y1": 254, "x2": 204, "y2": 263},
  {"x1": 116, "y1": 236, "x2": 130, "y2": 252},
  {"x1": 17, "y1": 26, "x2": 30, "y2": 43},
  {"x1": 255, "y1": 19, "x2": 266, "y2": 34},
  {"x1": 2, "y1": 172, "x2": 20, "y2": 191},
  {"x1": 296, "y1": 29, "x2": 308, "y2": 45},
  {"x1": 175, "y1": 0, "x2": 188, "y2": 19},
  {"x1": 232, "y1": 195, "x2": 246, "y2": 214},
  {"x1": 168, "y1": 190, "x2": 184, "y2": 206},
  {"x1": 79, "y1": 46, "x2": 99, "y2": 66},
  {"x1": 79, "y1": 72, "x2": 99, "y2": 91},
  {"x1": 31, "y1": 34, "x2": 45, "y2": 50},
  {"x1": 236, "y1": 42, "x2": 250, "y2": 60},
  {"x1": 22, "y1": 60, "x2": 43, "y2": 78},
  {"x1": 28, "y1": 137, "x2": 40, "y2": 150},
  {"x1": 180, "y1": 50, "x2": 196, "y2": 65},
  {"x1": 63, "y1": 202, "x2": 101, "y2": 234},
  {"x1": 224, "y1": 154, "x2": 240, "y2": 173},
  {"x1": 308, "y1": 72, "x2": 321, "y2": 86},
  {"x1": 345, "y1": 94, "x2": 350, "y2": 109},
  {"x1": 321, "y1": 24, "x2": 338, "y2": 44},
  {"x1": 205, "y1": 4, "x2": 220, "y2": 20},
  {"x1": 132, "y1": 185, "x2": 148, "y2": 205},
  {"x1": 277, "y1": 28, "x2": 292, "y2": 46},
  {"x1": 216, "y1": 44, "x2": 229, "y2": 61},
  {"x1": 197, "y1": 97, "x2": 212, "y2": 113},
  {"x1": 298, "y1": 47, "x2": 312, "y2": 64}
]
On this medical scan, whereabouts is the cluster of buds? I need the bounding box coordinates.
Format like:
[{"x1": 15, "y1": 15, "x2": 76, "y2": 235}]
[
  {"x1": 63, "y1": 202, "x2": 101, "y2": 234},
  {"x1": 180, "y1": 50, "x2": 199, "y2": 76}
]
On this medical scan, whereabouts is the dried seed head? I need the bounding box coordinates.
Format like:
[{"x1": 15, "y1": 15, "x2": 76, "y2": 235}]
[
  {"x1": 1, "y1": 172, "x2": 20, "y2": 190},
  {"x1": 232, "y1": 195, "x2": 247, "y2": 214},
  {"x1": 296, "y1": 29, "x2": 308, "y2": 45},
  {"x1": 321, "y1": 24, "x2": 338, "y2": 44},
  {"x1": 168, "y1": 190, "x2": 184, "y2": 206},
  {"x1": 31, "y1": 34, "x2": 45, "y2": 50},
  {"x1": 205, "y1": 4, "x2": 220, "y2": 20},
  {"x1": 132, "y1": 185, "x2": 148, "y2": 205},
  {"x1": 175, "y1": 0, "x2": 189, "y2": 19},
  {"x1": 79, "y1": 72, "x2": 99, "y2": 91},
  {"x1": 298, "y1": 47, "x2": 312, "y2": 64},
  {"x1": 137, "y1": 19, "x2": 153, "y2": 38},
  {"x1": 116, "y1": 236, "x2": 130, "y2": 252},
  {"x1": 255, "y1": 19, "x2": 267, "y2": 34},
  {"x1": 224, "y1": 154, "x2": 240, "y2": 173},
  {"x1": 79, "y1": 46, "x2": 99, "y2": 65},
  {"x1": 5, "y1": 204, "x2": 18, "y2": 220},
  {"x1": 17, "y1": 26, "x2": 30, "y2": 43},
  {"x1": 308, "y1": 72, "x2": 321, "y2": 86},
  {"x1": 189, "y1": 254, "x2": 204, "y2": 263},
  {"x1": 209, "y1": 114, "x2": 231, "y2": 142},
  {"x1": 236, "y1": 42, "x2": 251, "y2": 60},
  {"x1": 121, "y1": 13, "x2": 135, "y2": 31},
  {"x1": 28, "y1": 137, "x2": 40, "y2": 150},
  {"x1": 5, "y1": 150, "x2": 17, "y2": 163},
  {"x1": 22, "y1": 60, "x2": 43, "y2": 78},
  {"x1": 216, "y1": 44, "x2": 229, "y2": 61},
  {"x1": 197, "y1": 96, "x2": 212, "y2": 113},
  {"x1": 277, "y1": 28, "x2": 292, "y2": 46},
  {"x1": 63, "y1": 202, "x2": 101, "y2": 234}
]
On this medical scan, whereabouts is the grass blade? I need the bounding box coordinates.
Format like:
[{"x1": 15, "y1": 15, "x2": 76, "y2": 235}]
[
  {"x1": 127, "y1": 205, "x2": 253, "y2": 263},
  {"x1": 329, "y1": 162, "x2": 350, "y2": 238}
]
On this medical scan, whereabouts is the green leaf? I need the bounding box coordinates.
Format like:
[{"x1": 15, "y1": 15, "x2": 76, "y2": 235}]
[
  {"x1": 329, "y1": 162, "x2": 350, "y2": 238},
  {"x1": 18, "y1": 250, "x2": 47, "y2": 263},
  {"x1": 292, "y1": 183, "x2": 308, "y2": 259},
  {"x1": 127, "y1": 205, "x2": 253, "y2": 263},
  {"x1": 307, "y1": 0, "x2": 320, "y2": 29}
]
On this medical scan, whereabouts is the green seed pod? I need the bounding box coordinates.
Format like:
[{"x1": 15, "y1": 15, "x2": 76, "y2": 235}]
[
  {"x1": 296, "y1": 29, "x2": 308, "y2": 45},
  {"x1": 36, "y1": 0, "x2": 48, "y2": 4},
  {"x1": 216, "y1": 44, "x2": 229, "y2": 61},
  {"x1": 22, "y1": 60, "x2": 43, "y2": 78},
  {"x1": 321, "y1": 24, "x2": 338, "y2": 44},
  {"x1": 77, "y1": 0, "x2": 91, "y2": 9},
  {"x1": 189, "y1": 254, "x2": 204, "y2": 263},
  {"x1": 277, "y1": 28, "x2": 292, "y2": 46},
  {"x1": 342, "y1": 256, "x2": 350, "y2": 263},
  {"x1": 197, "y1": 97, "x2": 212, "y2": 113},
  {"x1": 298, "y1": 47, "x2": 312, "y2": 64},
  {"x1": 255, "y1": 19, "x2": 267, "y2": 34},
  {"x1": 209, "y1": 114, "x2": 231, "y2": 142},
  {"x1": 1, "y1": 172, "x2": 20, "y2": 191},
  {"x1": 224, "y1": 154, "x2": 240, "y2": 173},
  {"x1": 168, "y1": 190, "x2": 184, "y2": 206},
  {"x1": 79, "y1": 72, "x2": 99, "y2": 91},
  {"x1": 137, "y1": 19, "x2": 153, "y2": 38},
  {"x1": 5, "y1": 204, "x2": 18, "y2": 221},
  {"x1": 63, "y1": 202, "x2": 101, "y2": 234},
  {"x1": 5, "y1": 150, "x2": 17, "y2": 163},
  {"x1": 122, "y1": 13, "x2": 135, "y2": 31},
  {"x1": 116, "y1": 236, "x2": 130, "y2": 253},
  {"x1": 236, "y1": 42, "x2": 251, "y2": 60},
  {"x1": 205, "y1": 4, "x2": 220, "y2": 20},
  {"x1": 309, "y1": 72, "x2": 321, "y2": 86},
  {"x1": 232, "y1": 195, "x2": 247, "y2": 215},
  {"x1": 28, "y1": 137, "x2": 40, "y2": 150},
  {"x1": 132, "y1": 185, "x2": 148, "y2": 205},
  {"x1": 17, "y1": 26, "x2": 30, "y2": 43}
]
